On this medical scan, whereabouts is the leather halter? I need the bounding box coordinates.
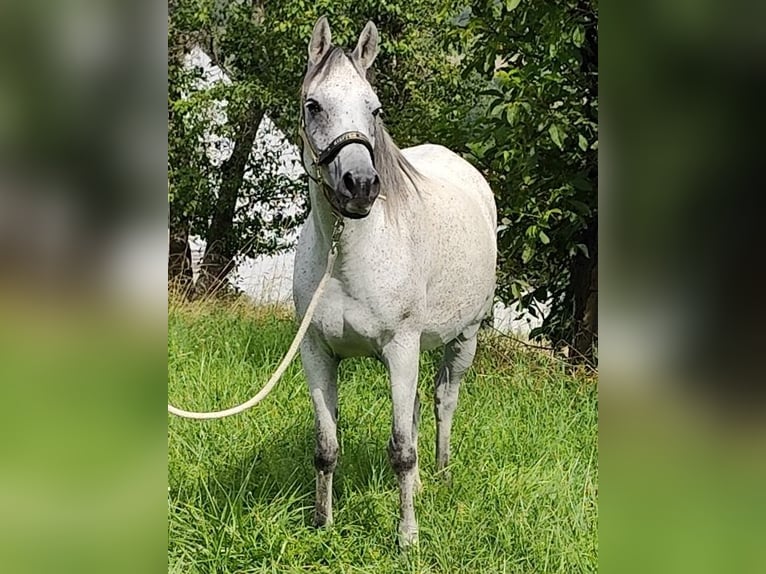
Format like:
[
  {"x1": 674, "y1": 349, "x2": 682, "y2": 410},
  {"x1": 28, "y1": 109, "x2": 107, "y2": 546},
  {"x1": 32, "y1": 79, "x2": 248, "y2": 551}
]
[{"x1": 298, "y1": 109, "x2": 376, "y2": 196}]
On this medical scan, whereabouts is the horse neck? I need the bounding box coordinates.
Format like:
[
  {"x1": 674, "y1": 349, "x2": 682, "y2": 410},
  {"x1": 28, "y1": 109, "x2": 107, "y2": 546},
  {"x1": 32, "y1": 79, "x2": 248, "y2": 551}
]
[{"x1": 307, "y1": 180, "x2": 338, "y2": 247}]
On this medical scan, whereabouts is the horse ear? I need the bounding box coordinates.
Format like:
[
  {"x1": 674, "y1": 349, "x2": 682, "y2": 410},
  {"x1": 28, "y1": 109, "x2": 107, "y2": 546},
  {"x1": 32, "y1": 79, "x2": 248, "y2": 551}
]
[
  {"x1": 308, "y1": 16, "x2": 332, "y2": 65},
  {"x1": 352, "y1": 21, "x2": 379, "y2": 70}
]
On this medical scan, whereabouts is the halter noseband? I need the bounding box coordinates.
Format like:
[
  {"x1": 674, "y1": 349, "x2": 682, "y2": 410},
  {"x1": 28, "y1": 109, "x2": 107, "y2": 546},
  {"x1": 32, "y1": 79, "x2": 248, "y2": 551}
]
[{"x1": 316, "y1": 131, "x2": 375, "y2": 166}]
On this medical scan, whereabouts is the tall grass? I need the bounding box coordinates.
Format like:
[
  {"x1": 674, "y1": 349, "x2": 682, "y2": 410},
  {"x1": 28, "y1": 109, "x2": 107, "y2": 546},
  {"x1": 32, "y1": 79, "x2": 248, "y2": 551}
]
[{"x1": 168, "y1": 298, "x2": 597, "y2": 573}]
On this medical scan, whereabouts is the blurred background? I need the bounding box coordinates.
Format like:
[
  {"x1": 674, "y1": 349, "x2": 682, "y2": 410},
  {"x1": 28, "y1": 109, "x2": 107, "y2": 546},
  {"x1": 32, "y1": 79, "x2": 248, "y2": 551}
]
[
  {"x1": 1, "y1": 0, "x2": 764, "y2": 572},
  {"x1": 0, "y1": 0, "x2": 166, "y2": 573},
  {"x1": 601, "y1": 1, "x2": 766, "y2": 572}
]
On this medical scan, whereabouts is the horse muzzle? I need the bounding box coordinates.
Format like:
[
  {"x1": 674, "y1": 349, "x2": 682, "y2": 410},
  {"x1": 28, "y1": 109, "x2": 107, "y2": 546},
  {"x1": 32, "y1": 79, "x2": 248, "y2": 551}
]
[{"x1": 337, "y1": 168, "x2": 380, "y2": 218}]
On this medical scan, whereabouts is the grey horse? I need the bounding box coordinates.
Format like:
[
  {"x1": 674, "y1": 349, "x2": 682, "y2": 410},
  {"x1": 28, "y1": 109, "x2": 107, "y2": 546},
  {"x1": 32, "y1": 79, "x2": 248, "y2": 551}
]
[{"x1": 293, "y1": 17, "x2": 497, "y2": 547}]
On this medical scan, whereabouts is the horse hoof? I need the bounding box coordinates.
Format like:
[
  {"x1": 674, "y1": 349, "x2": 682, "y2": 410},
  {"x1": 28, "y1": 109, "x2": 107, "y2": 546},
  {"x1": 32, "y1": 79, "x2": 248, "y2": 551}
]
[
  {"x1": 398, "y1": 526, "x2": 419, "y2": 549},
  {"x1": 313, "y1": 511, "x2": 333, "y2": 528}
]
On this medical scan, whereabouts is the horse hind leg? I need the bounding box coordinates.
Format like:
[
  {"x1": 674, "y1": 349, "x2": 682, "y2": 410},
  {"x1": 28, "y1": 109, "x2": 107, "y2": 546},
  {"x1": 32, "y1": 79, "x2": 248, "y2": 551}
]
[{"x1": 434, "y1": 328, "x2": 478, "y2": 482}]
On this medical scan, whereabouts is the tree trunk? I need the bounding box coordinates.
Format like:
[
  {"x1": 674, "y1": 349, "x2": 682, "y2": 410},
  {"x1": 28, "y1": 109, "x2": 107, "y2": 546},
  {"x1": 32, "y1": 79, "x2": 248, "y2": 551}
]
[
  {"x1": 568, "y1": 0, "x2": 598, "y2": 365},
  {"x1": 196, "y1": 102, "x2": 265, "y2": 296},
  {"x1": 570, "y1": 222, "x2": 597, "y2": 364},
  {"x1": 168, "y1": 219, "x2": 194, "y2": 296}
]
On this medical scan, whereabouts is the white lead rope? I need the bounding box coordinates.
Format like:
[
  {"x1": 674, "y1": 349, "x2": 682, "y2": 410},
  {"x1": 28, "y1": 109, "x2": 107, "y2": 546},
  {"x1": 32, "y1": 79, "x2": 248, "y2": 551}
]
[{"x1": 168, "y1": 219, "x2": 343, "y2": 420}]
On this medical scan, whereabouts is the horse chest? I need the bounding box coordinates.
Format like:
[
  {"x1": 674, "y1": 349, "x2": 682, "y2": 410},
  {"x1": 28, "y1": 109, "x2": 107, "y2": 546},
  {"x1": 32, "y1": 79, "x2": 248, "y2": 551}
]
[{"x1": 312, "y1": 278, "x2": 403, "y2": 356}]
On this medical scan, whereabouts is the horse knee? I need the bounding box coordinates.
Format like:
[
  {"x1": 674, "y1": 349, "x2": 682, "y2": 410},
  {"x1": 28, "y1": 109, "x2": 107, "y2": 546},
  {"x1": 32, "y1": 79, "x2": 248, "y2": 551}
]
[
  {"x1": 388, "y1": 435, "x2": 417, "y2": 474},
  {"x1": 314, "y1": 435, "x2": 338, "y2": 473}
]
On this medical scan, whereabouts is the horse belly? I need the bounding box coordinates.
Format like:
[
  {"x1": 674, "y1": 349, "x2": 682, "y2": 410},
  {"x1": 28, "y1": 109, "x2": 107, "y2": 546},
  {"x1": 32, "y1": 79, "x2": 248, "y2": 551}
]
[
  {"x1": 421, "y1": 269, "x2": 495, "y2": 348},
  {"x1": 420, "y1": 202, "x2": 496, "y2": 345},
  {"x1": 404, "y1": 144, "x2": 497, "y2": 346}
]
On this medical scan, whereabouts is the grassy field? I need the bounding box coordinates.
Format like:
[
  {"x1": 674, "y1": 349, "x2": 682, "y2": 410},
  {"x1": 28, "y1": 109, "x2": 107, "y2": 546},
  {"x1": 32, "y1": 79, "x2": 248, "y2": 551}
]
[{"x1": 168, "y1": 299, "x2": 597, "y2": 573}]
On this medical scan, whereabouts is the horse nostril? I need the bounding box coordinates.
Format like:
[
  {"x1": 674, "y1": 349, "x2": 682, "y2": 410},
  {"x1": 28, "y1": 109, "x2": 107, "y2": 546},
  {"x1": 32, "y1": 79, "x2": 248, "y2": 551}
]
[
  {"x1": 372, "y1": 173, "x2": 380, "y2": 186},
  {"x1": 342, "y1": 172, "x2": 356, "y2": 192}
]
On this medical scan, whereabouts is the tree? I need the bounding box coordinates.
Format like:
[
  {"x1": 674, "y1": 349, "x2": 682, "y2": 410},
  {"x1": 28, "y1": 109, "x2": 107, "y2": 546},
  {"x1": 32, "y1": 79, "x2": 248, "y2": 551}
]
[
  {"x1": 168, "y1": 0, "x2": 209, "y2": 292},
  {"x1": 168, "y1": 0, "x2": 308, "y2": 297},
  {"x1": 447, "y1": 0, "x2": 598, "y2": 363}
]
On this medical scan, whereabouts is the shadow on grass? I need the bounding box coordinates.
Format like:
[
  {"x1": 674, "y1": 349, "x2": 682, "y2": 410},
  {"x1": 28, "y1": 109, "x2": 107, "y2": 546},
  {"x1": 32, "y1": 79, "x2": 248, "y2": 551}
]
[{"x1": 189, "y1": 413, "x2": 400, "y2": 531}]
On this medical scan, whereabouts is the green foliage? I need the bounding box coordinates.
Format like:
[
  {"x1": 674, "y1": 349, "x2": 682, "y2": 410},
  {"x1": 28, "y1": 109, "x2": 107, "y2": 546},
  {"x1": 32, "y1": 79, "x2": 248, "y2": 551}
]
[
  {"x1": 445, "y1": 0, "x2": 598, "y2": 349},
  {"x1": 169, "y1": 2, "x2": 308, "y2": 265},
  {"x1": 168, "y1": 44, "x2": 213, "y2": 241},
  {"x1": 199, "y1": 0, "x2": 466, "y2": 145},
  {"x1": 168, "y1": 301, "x2": 598, "y2": 572}
]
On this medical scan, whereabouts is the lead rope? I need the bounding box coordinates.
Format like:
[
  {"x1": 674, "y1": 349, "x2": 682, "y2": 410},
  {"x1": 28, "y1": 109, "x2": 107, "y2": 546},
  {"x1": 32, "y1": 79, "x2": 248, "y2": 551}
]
[{"x1": 167, "y1": 216, "x2": 344, "y2": 420}]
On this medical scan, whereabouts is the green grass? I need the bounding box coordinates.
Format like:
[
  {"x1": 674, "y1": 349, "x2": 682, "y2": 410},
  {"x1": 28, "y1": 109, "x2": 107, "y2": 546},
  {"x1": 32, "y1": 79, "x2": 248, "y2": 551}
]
[{"x1": 168, "y1": 299, "x2": 597, "y2": 573}]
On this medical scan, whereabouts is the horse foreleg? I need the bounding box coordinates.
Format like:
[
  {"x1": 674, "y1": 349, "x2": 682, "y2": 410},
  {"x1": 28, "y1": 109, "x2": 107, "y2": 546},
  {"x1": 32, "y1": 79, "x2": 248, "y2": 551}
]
[
  {"x1": 383, "y1": 334, "x2": 421, "y2": 548},
  {"x1": 300, "y1": 335, "x2": 339, "y2": 527}
]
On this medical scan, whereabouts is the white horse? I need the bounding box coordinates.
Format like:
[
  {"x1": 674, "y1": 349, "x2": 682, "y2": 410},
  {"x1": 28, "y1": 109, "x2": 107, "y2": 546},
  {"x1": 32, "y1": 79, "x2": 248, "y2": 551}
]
[{"x1": 293, "y1": 17, "x2": 497, "y2": 547}]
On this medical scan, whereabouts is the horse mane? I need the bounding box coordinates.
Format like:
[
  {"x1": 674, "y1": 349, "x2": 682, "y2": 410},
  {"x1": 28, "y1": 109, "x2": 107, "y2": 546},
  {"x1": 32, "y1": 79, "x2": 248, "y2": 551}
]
[
  {"x1": 302, "y1": 46, "x2": 425, "y2": 221},
  {"x1": 373, "y1": 119, "x2": 423, "y2": 219}
]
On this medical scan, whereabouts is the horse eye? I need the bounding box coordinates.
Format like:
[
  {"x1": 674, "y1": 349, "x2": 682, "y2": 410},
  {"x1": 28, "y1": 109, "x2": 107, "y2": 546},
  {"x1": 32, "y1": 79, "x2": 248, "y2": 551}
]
[{"x1": 306, "y1": 100, "x2": 322, "y2": 115}]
